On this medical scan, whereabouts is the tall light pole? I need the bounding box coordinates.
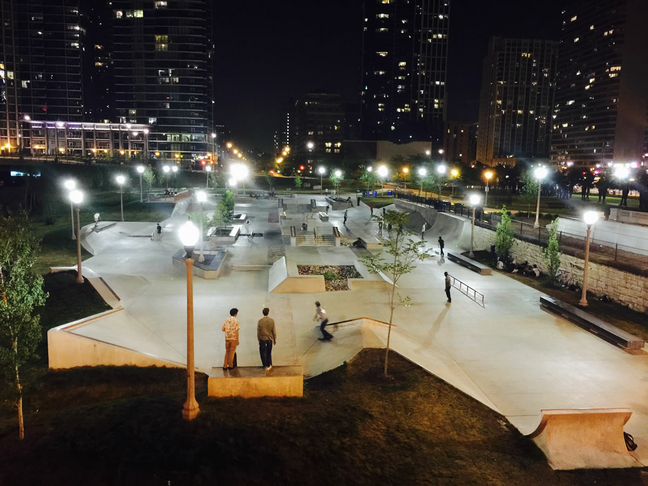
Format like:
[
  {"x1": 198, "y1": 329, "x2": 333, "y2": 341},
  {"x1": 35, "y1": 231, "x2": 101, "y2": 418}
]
[
  {"x1": 450, "y1": 168, "x2": 459, "y2": 200},
  {"x1": 196, "y1": 190, "x2": 207, "y2": 263},
  {"x1": 579, "y1": 211, "x2": 599, "y2": 307},
  {"x1": 334, "y1": 169, "x2": 342, "y2": 195},
  {"x1": 69, "y1": 190, "x2": 84, "y2": 283},
  {"x1": 115, "y1": 175, "x2": 126, "y2": 221},
  {"x1": 137, "y1": 165, "x2": 145, "y2": 203},
  {"x1": 483, "y1": 171, "x2": 493, "y2": 207},
  {"x1": 533, "y1": 167, "x2": 548, "y2": 229},
  {"x1": 205, "y1": 165, "x2": 212, "y2": 189},
  {"x1": 418, "y1": 167, "x2": 427, "y2": 197},
  {"x1": 64, "y1": 179, "x2": 76, "y2": 240},
  {"x1": 163, "y1": 165, "x2": 171, "y2": 190},
  {"x1": 469, "y1": 194, "x2": 481, "y2": 258},
  {"x1": 172, "y1": 165, "x2": 179, "y2": 190},
  {"x1": 179, "y1": 221, "x2": 200, "y2": 421},
  {"x1": 437, "y1": 164, "x2": 447, "y2": 199},
  {"x1": 318, "y1": 166, "x2": 326, "y2": 194},
  {"x1": 377, "y1": 165, "x2": 388, "y2": 193}
]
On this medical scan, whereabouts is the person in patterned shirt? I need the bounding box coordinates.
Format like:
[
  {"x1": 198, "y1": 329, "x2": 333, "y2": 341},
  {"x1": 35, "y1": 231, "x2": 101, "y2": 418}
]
[{"x1": 222, "y1": 308, "x2": 240, "y2": 370}]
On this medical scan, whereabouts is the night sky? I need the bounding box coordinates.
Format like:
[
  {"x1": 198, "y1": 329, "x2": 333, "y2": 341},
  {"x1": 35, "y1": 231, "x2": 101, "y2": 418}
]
[{"x1": 213, "y1": 0, "x2": 566, "y2": 151}]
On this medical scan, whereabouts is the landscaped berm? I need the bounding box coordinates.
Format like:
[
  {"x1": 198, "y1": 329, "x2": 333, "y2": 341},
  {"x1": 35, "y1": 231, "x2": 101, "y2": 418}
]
[{"x1": 0, "y1": 349, "x2": 643, "y2": 485}]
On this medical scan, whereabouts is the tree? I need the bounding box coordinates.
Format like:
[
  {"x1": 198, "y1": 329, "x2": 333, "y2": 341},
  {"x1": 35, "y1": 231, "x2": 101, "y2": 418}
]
[
  {"x1": 209, "y1": 170, "x2": 223, "y2": 189},
  {"x1": 0, "y1": 211, "x2": 48, "y2": 440},
  {"x1": 211, "y1": 190, "x2": 235, "y2": 228},
  {"x1": 142, "y1": 167, "x2": 155, "y2": 193},
  {"x1": 519, "y1": 173, "x2": 538, "y2": 218},
  {"x1": 359, "y1": 170, "x2": 377, "y2": 193},
  {"x1": 329, "y1": 173, "x2": 341, "y2": 193},
  {"x1": 543, "y1": 218, "x2": 562, "y2": 284},
  {"x1": 294, "y1": 174, "x2": 302, "y2": 189},
  {"x1": 495, "y1": 205, "x2": 515, "y2": 259},
  {"x1": 361, "y1": 211, "x2": 431, "y2": 376}
]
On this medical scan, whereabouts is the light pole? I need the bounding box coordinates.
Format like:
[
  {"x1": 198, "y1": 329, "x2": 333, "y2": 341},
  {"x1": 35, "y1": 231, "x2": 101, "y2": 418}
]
[
  {"x1": 163, "y1": 165, "x2": 171, "y2": 190},
  {"x1": 179, "y1": 221, "x2": 200, "y2": 421},
  {"x1": 377, "y1": 165, "x2": 388, "y2": 193},
  {"x1": 437, "y1": 164, "x2": 447, "y2": 199},
  {"x1": 64, "y1": 179, "x2": 76, "y2": 240},
  {"x1": 231, "y1": 163, "x2": 249, "y2": 195},
  {"x1": 115, "y1": 175, "x2": 126, "y2": 222},
  {"x1": 334, "y1": 169, "x2": 342, "y2": 195},
  {"x1": 450, "y1": 168, "x2": 459, "y2": 200},
  {"x1": 469, "y1": 194, "x2": 481, "y2": 258},
  {"x1": 484, "y1": 171, "x2": 493, "y2": 207},
  {"x1": 69, "y1": 190, "x2": 84, "y2": 283},
  {"x1": 533, "y1": 167, "x2": 548, "y2": 229},
  {"x1": 418, "y1": 167, "x2": 427, "y2": 197},
  {"x1": 579, "y1": 211, "x2": 599, "y2": 307},
  {"x1": 205, "y1": 165, "x2": 212, "y2": 189},
  {"x1": 137, "y1": 165, "x2": 145, "y2": 203},
  {"x1": 318, "y1": 166, "x2": 326, "y2": 194},
  {"x1": 172, "y1": 165, "x2": 179, "y2": 190},
  {"x1": 196, "y1": 190, "x2": 207, "y2": 263}
]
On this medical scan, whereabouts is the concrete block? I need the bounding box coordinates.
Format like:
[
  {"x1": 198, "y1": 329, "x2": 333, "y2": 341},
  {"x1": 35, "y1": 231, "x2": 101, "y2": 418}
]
[{"x1": 208, "y1": 366, "x2": 303, "y2": 398}]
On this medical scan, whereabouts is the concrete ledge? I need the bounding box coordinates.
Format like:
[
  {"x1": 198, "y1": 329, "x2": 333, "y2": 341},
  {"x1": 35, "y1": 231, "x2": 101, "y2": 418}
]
[
  {"x1": 208, "y1": 365, "x2": 303, "y2": 398},
  {"x1": 447, "y1": 251, "x2": 492, "y2": 275},
  {"x1": 528, "y1": 408, "x2": 641, "y2": 470}
]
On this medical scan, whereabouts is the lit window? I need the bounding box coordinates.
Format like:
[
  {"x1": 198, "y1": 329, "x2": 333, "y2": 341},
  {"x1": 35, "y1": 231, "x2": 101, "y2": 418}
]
[
  {"x1": 133, "y1": 10, "x2": 143, "y2": 17},
  {"x1": 566, "y1": 100, "x2": 575, "y2": 105},
  {"x1": 574, "y1": 37, "x2": 579, "y2": 42},
  {"x1": 590, "y1": 25, "x2": 594, "y2": 30},
  {"x1": 114, "y1": 10, "x2": 123, "y2": 18},
  {"x1": 148, "y1": 117, "x2": 157, "y2": 124},
  {"x1": 154, "y1": 0, "x2": 168, "y2": 7},
  {"x1": 378, "y1": 28, "x2": 388, "y2": 33},
  {"x1": 571, "y1": 15, "x2": 577, "y2": 21},
  {"x1": 609, "y1": 73, "x2": 618, "y2": 78},
  {"x1": 129, "y1": 109, "x2": 137, "y2": 116},
  {"x1": 610, "y1": 66, "x2": 621, "y2": 72},
  {"x1": 377, "y1": 51, "x2": 388, "y2": 57},
  {"x1": 377, "y1": 13, "x2": 389, "y2": 19},
  {"x1": 155, "y1": 35, "x2": 169, "y2": 51}
]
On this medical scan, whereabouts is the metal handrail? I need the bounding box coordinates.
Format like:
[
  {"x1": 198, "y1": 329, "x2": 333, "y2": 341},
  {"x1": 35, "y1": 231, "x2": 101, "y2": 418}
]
[{"x1": 449, "y1": 274, "x2": 485, "y2": 307}]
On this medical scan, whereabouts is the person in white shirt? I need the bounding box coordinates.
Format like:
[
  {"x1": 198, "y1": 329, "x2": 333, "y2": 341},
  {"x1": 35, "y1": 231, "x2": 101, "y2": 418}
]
[
  {"x1": 421, "y1": 223, "x2": 426, "y2": 240},
  {"x1": 314, "y1": 301, "x2": 333, "y2": 341}
]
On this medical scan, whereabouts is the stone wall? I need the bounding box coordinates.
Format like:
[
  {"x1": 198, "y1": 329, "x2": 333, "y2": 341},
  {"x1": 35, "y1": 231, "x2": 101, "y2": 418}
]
[{"x1": 469, "y1": 224, "x2": 648, "y2": 314}]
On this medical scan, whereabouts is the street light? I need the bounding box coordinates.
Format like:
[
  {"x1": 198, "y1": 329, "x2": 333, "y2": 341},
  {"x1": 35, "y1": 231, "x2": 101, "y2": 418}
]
[
  {"x1": 318, "y1": 166, "x2": 326, "y2": 194},
  {"x1": 205, "y1": 165, "x2": 212, "y2": 188},
  {"x1": 377, "y1": 165, "x2": 388, "y2": 192},
  {"x1": 196, "y1": 191, "x2": 207, "y2": 263},
  {"x1": 115, "y1": 175, "x2": 126, "y2": 222},
  {"x1": 69, "y1": 190, "x2": 84, "y2": 283},
  {"x1": 418, "y1": 167, "x2": 427, "y2": 197},
  {"x1": 136, "y1": 165, "x2": 145, "y2": 203},
  {"x1": 178, "y1": 221, "x2": 200, "y2": 421},
  {"x1": 469, "y1": 194, "x2": 481, "y2": 258},
  {"x1": 450, "y1": 168, "x2": 459, "y2": 199},
  {"x1": 437, "y1": 164, "x2": 447, "y2": 199},
  {"x1": 533, "y1": 167, "x2": 548, "y2": 229},
  {"x1": 579, "y1": 211, "x2": 599, "y2": 307},
  {"x1": 307, "y1": 141, "x2": 314, "y2": 150},
  {"x1": 367, "y1": 166, "x2": 373, "y2": 172},
  {"x1": 64, "y1": 179, "x2": 77, "y2": 240},
  {"x1": 483, "y1": 171, "x2": 493, "y2": 207}
]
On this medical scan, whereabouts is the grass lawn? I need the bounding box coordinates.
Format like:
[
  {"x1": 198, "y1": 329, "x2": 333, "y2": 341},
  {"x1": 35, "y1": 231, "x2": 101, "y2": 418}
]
[
  {"x1": 0, "y1": 349, "x2": 642, "y2": 485},
  {"x1": 359, "y1": 196, "x2": 394, "y2": 208}
]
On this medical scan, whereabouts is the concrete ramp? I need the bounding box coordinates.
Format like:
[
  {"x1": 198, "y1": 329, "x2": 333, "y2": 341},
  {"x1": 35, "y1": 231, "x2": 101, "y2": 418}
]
[{"x1": 528, "y1": 408, "x2": 641, "y2": 470}]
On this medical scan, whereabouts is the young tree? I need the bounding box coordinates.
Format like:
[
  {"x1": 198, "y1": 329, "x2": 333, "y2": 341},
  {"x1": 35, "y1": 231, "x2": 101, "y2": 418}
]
[
  {"x1": 495, "y1": 205, "x2": 515, "y2": 259},
  {"x1": 359, "y1": 170, "x2": 377, "y2": 193},
  {"x1": 361, "y1": 210, "x2": 431, "y2": 376},
  {"x1": 211, "y1": 189, "x2": 235, "y2": 229},
  {"x1": 294, "y1": 174, "x2": 302, "y2": 189},
  {"x1": 0, "y1": 211, "x2": 48, "y2": 440},
  {"x1": 142, "y1": 167, "x2": 156, "y2": 193},
  {"x1": 209, "y1": 170, "x2": 224, "y2": 189},
  {"x1": 519, "y1": 173, "x2": 538, "y2": 218},
  {"x1": 329, "y1": 173, "x2": 341, "y2": 193},
  {"x1": 543, "y1": 218, "x2": 562, "y2": 284}
]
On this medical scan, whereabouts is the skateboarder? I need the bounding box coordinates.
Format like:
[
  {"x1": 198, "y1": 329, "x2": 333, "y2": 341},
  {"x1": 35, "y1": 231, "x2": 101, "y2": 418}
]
[
  {"x1": 344, "y1": 209, "x2": 348, "y2": 225},
  {"x1": 438, "y1": 236, "x2": 445, "y2": 256},
  {"x1": 314, "y1": 301, "x2": 333, "y2": 340},
  {"x1": 421, "y1": 223, "x2": 426, "y2": 240},
  {"x1": 444, "y1": 272, "x2": 451, "y2": 303}
]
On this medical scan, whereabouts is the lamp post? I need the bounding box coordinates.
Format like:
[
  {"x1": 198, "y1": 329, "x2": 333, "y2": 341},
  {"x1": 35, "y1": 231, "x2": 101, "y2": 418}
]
[
  {"x1": 69, "y1": 190, "x2": 84, "y2": 283},
  {"x1": 172, "y1": 165, "x2": 179, "y2": 190},
  {"x1": 377, "y1": 165, "x2": 388, "y2": 193},
  {"x1": 418, "y1": 167, "x2": 427, "y2": 197},
  {"x1": 196, "y1": 191, "x2": 207, "y2": 263},
  {"x1": 115, "y1": 175, "x2": 126, "y2": 222},
  {"x1": 179, "y1": 221, "x2": 200, "y2": 421},
  {"x1": 318, "y1": 166, "x2": 326, "y2": 194},
  {"x1": 205, "y1": 165, "x2": 212, "y2": 188},
  {"x1": 450, "y1": 168, "x2": 459, "y2": 200},
  {"x1": 64, "y1": 179, "x2": 76, "y2": 240},
  {"x1": 579, "y1": 211, "x2": 599, "y2": 307},
  {"x1": 469, "y1": 194, "x2": 481, "y2": 258},
  {"x1": 137, "y1": 165, "x2": 145, "y2": 203},
  {"x1": 437, "y1": 164, "x2": 447, "y2": 199},
  {"x1": 334, "y1": 169, "x2": 342, "y2": 195},
  {"x1": 533, "y1": 167, "x2": 548, "y2": 229},
  {"x1": 231, "y1": 163, "x2": 249, "y2": 195},
  {"x1": 163, "y1": 165, "x2": 171, "y2": 190},
  {"x1": 484, "y1": 171, "x2": 493, "y2": 207}
]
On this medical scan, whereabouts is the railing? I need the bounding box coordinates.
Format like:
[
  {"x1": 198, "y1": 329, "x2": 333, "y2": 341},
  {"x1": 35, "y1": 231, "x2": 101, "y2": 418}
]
[{"x1": 449, "y1": 274, "x2": 485, "y2": 307}]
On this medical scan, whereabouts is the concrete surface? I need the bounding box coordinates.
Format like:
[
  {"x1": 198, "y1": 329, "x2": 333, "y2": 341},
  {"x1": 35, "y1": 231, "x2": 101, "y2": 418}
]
[{"x1": 208, "y1": 365, "x2": 303, "y2": 398}]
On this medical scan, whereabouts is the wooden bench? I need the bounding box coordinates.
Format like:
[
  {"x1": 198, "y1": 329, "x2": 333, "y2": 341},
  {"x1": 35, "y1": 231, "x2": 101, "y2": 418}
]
[
  {"x1": 447, "y1": 252, "x2": 492, "y2": 275},
  {"x1": 318, "y1": 211, "x2": 329, "y2": 221},
  {"x1": 540, "y1": 296, "x2": 644, "y2": 350}
]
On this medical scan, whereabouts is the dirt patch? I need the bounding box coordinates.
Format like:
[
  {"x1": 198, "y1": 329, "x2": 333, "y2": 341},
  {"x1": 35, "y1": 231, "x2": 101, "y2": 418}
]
[{"x1": 298, "y1": 264, "x2": 362, "y2": 291}]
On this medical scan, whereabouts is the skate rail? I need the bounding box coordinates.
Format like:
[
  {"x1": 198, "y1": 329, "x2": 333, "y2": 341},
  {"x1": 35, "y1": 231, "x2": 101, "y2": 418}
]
[{"x1": 449, "y1": 274, "x2": 485, "y2": 307}]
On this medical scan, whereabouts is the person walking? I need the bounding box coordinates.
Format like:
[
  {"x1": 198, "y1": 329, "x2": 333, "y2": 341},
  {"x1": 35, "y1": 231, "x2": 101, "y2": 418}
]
[
  {"x1": 222, "y1": 308, "x2": 240, "y2": 370},
  {"x1": 257, "y1": 307, "x2": 276, "y2": 371},
  {"x1": 421, "y1": 223, "x2": 426, "y2": 240},
  {"x1": 343, "y1": 209, "x2": 348, "y2": 225},
  {"x1": 326, "y1": 205, "x2": 330, "y2": 214},
  {"x1": 438, "y1": 236, "x2": 445, "y2": 256},
  {"x1": 357, "y1": 196, "x2": 361, "y2": 206},
  {"x1": 370, "y1": 204, "x2": 374, "y2": 216},
  {"x1": 444, "y1": 272, "x2": 452, "y2": 303},
  {"x1": 156, "y1": 223, "x2": 162, "y2": 242},
  {"x1": 314, "y1": 301, "x2": 333, "y2": 340}
]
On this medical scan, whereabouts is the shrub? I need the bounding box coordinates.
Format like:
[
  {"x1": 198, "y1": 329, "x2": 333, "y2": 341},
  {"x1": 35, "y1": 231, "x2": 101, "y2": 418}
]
[
  {"x1": 542, "y1": 218, "x2": 562, "y2": 284},
  {"x1": 495, "y1": 205, "x2": 515, "y2": 258}
]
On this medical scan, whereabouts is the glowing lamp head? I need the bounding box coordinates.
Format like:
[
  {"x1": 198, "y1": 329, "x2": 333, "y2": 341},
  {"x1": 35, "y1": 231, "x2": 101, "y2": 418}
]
[
  {"x1": 318, "y1": 167, "x2": 326, "y2": 175},
  {"x1": 226, "y1": 142, "x2": 233, "y2": 149},
  {"x1": 163, "y1": 166, "x2": 171, "y2": 173},
  {"x1": 438, "y1": 149, "x2": 444, "y2": 154},
  {"x1": 231, "y1": 163, "x2": 249, "y2": 181},
  {"x1": 437, "y1": 165, "x2": 447, "y2": 175},
  {"x1": 205, "y1": 165, "x2": 212, "y2": 172},
  {"x1": 583, "y1": 211, "x2": 599, "y2": 226},
  {"x1": 534, "y1": 167, "x2": 548, "y2": 180},
  {"x1": 228, "y1": 178, "x2": 237, "y2": 187},
  {"x1": 172, "y1": 166, "x2": 178, "y2": 173},
  {"x1": 196, "y1": 190, "x2": 207, "y2": 203},
  {"x1": 334, "y1": 170, "x2": 342, "y2": 178},
  {"x1": 367, "y1": 166, "x2": 373, "y2": 172},
  {"x1": 469, "y1": 194, "x2": 481, "y2": 206},
  {"x1": 136, "y1": 165, "x2": 145, "y2": 174},
  {"x1": 418, "y1": 168, "x2": 427, "y2": 177},
  {"x1": 179, "y1": 221, "x2": 199, "y2": 251},
  {"x1": 451, "y1": 169, "x2": 459, "y2": 177},
  {"x1": 377, "y1": 165, "x2": 389, "y2": 178},
  {"x1": 615, "y1": 166, "x2": 630, "y2": 180},
  {"x1": 484, "y1": 171, "x2": 493, "y2": 180},
  {"x1": 69, "y1": 190, "x2": 83, "y2": 205},
  {"x1": 307, "y1": 142, "x2": 314, "y2": 149},
  {"x1": 115, "y1": 175, "x2": 126, "y2": 185},
  {"x1": 402, "y1": 167, "x2": 409, "y2": 174},
  {"x1": 211, "y1": 133, "x2": 217, "y2": 138},
  {"x1": 425, "y1": 150, "x2": 431, "y2": 156},
  {"x1": 64, "y1": 179, "x2": 76, "y2": 191}
]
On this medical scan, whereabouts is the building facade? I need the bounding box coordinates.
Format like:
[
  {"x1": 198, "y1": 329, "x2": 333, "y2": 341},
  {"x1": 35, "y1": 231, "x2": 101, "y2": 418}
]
[
  {"x1": 112, "y1": 0, "x2": 214, "y2": 163},
  {"x1": 551, "y1": 0, "x2": 648, "y2": 168},
  {"x1": 476, "y1": 37, "x2": 558, "y2": 167},
  {"x1": 443, "y1": 121, "x2": 477, "y2": 164},
  {"x1": 360, "y1": 0, "x2": 450, "y2": 145}
]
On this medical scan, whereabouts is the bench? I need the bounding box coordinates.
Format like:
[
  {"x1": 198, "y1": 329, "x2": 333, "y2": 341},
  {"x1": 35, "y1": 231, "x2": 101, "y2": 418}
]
[
  {"x1": 208, "y1": 365, "x2": 303, "y2": 398},
  {"x1": 447, "y1": 252, "x2": 492, "y2": 275},
  {"x1": 539, "y1": 296, "x2": 644, "y2": 350},
  {"x1": 318, "y1": 211, "x2": 329, "y2": 221}
]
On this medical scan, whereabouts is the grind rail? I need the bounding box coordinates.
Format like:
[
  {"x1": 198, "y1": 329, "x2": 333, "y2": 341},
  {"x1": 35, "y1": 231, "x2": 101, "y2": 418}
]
[{"x1": 449, "y1": 274, "x2": 485, "y2": 307}]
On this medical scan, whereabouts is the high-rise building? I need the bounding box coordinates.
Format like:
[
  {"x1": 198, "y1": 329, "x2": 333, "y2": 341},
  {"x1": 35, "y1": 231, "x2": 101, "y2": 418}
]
[
  {"x1": 551, "y1": 0, "x2": 648, "y2": 168},
  {"x1": 112, "y1": 0, "x2": 214, "y2": 163},
  {"x1": 443, "y1": 122, "x2": 477, "y2": 164},
  {"x1": 476, "y1": 37, "x2": 558, "y2": 167},
  {"x1": 360, "y1": 0, "x2": 449, "y2": 144}
]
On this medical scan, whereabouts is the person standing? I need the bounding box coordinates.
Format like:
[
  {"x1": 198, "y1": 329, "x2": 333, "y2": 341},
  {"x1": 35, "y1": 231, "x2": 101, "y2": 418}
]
[
  {"x1": 370, "y1": 204, "x2": 374, "y2": 216},
  {"x1": 222, "y1": 308, "x2": 240, "y2": 370},
  {"x1": 438, "y1": 236, "x2": 445, "y2": 256},
  {"x1": 257, "y1": 307, "x2": 276, "y2": 371},
  {"x1": 343, "y1": 209, "x2": 348, "y2": 225},
  {"x1": 444, "y1": 272, "x2": 452, "y2": 303},
  {"x1": 314, "y1": 301, "x2": 333, "y2": 340},
  {"x1": 356, "y1": 196, "x2": 361, "y2": 206},
  {"x1": 156, "y1": 223, "x2": 162, "y2": 242},
  {"x1": 326, "y1": 205, "x2": 330, "y2": 214},
  {"x1": 421, "y1": 223, "x2": 426, "y2": 240}
]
